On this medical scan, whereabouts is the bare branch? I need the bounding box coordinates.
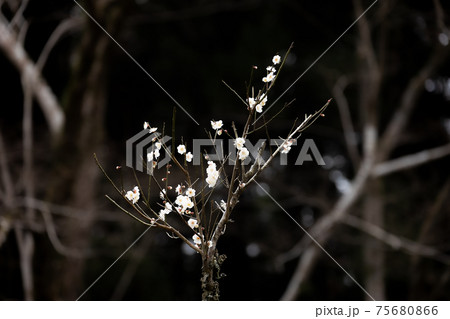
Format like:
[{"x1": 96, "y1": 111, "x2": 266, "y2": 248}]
[
  {"x1": 280, "y1": 155, "x2": 375, "y2": 301},
  {"x1": 372, "y1": 143, "x2": 450, "y2": 177},
  {"x1": 0, "y1": 18, "x2": 65, "y2": 137},
  {"x1": 378, "y1": 45, "x2": 449, "y2": 160},
  {"x1": 11, "y1": 196, "x2": 123, "y2": 221},
  {"x1": 21, "y1": 76, "x2": 35, "y2": 222},
  {"x1": 40, "y1": 207, "x2": 88, "y2": 258},
  {"x1": 332, "y1": 76, "x2": 360, "y2": 167},
  {"x1": 8, "y1": 0, "x2": 28, "y2": 30},
  {"x1": 36, "y1": 17, "x2": 82, "y2": 71},
  {"x1": 0, "y1": 129, "x2": 14, "y2": 206},
  {"x1": 14, "y1": 226, "x2": 34, "y2": 300},
  {"x1": 344, "y1": 215, "x2": 450, "y2": 266}
]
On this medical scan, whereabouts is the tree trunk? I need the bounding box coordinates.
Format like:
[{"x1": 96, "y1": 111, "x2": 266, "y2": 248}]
[
  {"x1": 362, "y1": 180, "x2": 385, "y2": 300},
  {"x1": 201, "y1": 249, "x2": 226, "y2": 301},
  {"x1": 44, "y1": 1, "x2": 125, "y2": 300}
]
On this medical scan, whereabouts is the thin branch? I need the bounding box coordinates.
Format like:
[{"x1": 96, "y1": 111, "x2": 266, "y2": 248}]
[
  {"x1": 14, "y1": 226, "x2": 34, "y2": 300},
  {"x1": 40, "y1": 207, "x2": 88, "y2": 258},
  {"x1": 12, "y1": 196, "x2": 123, "y2": 221},
  {"x1": 372, "y1": 143, "x2": 450, "y2": 177},
  {"x1": 36, "y1": 17, "x2": 82, "y2": 71},
  {"x1": 222, "y1": 80, "x2": 248, "y2": 107},
  {"x1": 21, "y1": 75, "x2": 34, "y2": 222},
  {"x1": 0, "y1": 129, "x2": 14, "y2": 206},
  {"x1": 8, "y1": 0, "x2": 28, "y2": 30},
  {"x1": 344, "y1": 215, "x2": 450, "y2": 266},
  {"x1": 0, "y1": 18, "x2": 65, "y2": 137},
  {"x1": 332, "y1": 76, "x2": 360, "y2": 167},
  {"x1": 377, "y1": 45, "x2": 449, "y2": 160}
]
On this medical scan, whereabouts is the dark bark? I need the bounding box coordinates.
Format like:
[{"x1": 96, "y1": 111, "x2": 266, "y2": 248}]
[
  {"x1": 44, "y1": 1, "x2": 126, "y2": 300},
  {"x1": 201, "y1": 249, "x2": 226, "y2": 301}
]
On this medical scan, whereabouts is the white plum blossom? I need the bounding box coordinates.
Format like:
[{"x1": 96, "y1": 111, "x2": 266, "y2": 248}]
[
  {"x1": 125, "y1": 186, "x2": 140, "y2": 204},
  {"x1": 193, "y1": 234, "x2": 202, "y2": 245},
  {"x1": 263, "y1": 72, "x2": 275, "y2": 83},
  {"x1": 175, "y1": 195, "x2": 187, "y2": 206},
  {"x1": 272, "y1": 54, "x2": 281, "y2": 65},
  {"x1": 266, "y1": 66, "x2": 276, "y2": 72},
  {"x1": 177, "y1": 144, "x2": 186, "y2": 155},
  {"x1": 147, "y1": 152, "x2": 154, "y2": 162},
  {"x1": 255, "y1": 95, "x2": 267, "y2": 113},
  {"x1": 234, "y1": 137, "x2": 246, "y2": 150},
  {"x1": 206, "y1": 161, "x2": 219, "y2": 188},
  {"x1": 185, "y1": 199, "x2": 194, "y2": 209},
  {"x1": 248, "y1": 97, "x2": 256, "y2": 109},
  {"x1": 159, "y1": 208, "x2": 171, "y2": 221},
  {"x1": 144, "y1": 122, "x2": 157, "y2": 133},
  {"x1": 206, "y1": 172, "x2": 219, "y2": 188},
  {"x1": 206, "y1": 175, "x2": 217, "y2": 188},
  {"x1": 188, "y1": 218, "x2": 198, "y2": 229},
  {"x1": 259, "y1": 95, "x2": 267, "y2": 106},
  {"x1": 153, "y1": 148, "x2": 160, "y2": 159},
  {"x1": 165, "y1": 202, "x2": 173, "y2": 212},
  {"x1": 159, "y1": 189, "x2": 166, "y2": 200},
  {"x1": 238, "y1": 147, "x2": 250, "y2": 160},
  {"x1": 175, "y1": 184, "x2": 183, "y2": 195},
  {"x1": 185, "y1": 188, "x2": 196, "y2": 198},
  {"x1": 155, "y1": 142, "x2": 162, "y2": 150},
  {"x1": 186, "y1": 152, "x2": 193, "y2": 162},
  {"x1": 175, "y1": 195, "x2": 194, "y2": 212},
  {"x1": 281, "y1": 139, "x2": 295, "y2": 154},
  {"x1": 211, "y1": 120, "x2": 223, "y2": 130},
  {"x1": 206, "y1": 161, "x2": 217, "y2": 175}
]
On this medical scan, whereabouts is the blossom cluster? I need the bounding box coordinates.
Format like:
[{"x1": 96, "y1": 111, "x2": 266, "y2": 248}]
[
  {"x1": 177, "y1": 144, "x2": 193, "y2": 162},
  {"x1": 159, "y1": 202, "x2": 172, "y2": 221},
  {"x1": 125, "y1": 186, "x2": 140, "y2": 204},
  {"x1": 147, "y1": 141, "x2": 161, "y2": 163},
  {"x1": 234, "y1": 137, "x2": 249, "y2": 161},
  {"x1": 248, "y1": 94, "x2": 267, "y2": 113},
  {"x1": 281, "y1": 139, "x2": 295, "y2": 154},
  {"x1": 262, "y1": 54, "x2": 280, "y2": 83},
  {"x1": 206, "y1": 161, "x2": 219, "y2": 188},
  {"x1": 247, "y1": 54, "x2": 281, "y2": 114},
  {"x1": 211, "y1": 120, "x2": 223, "y2": 135},
  {"x1": 174, "y1": 189, "x2": 195, "y2": 213},
  {"x1": 144, "y1": 122, "x2": 195, "y2": 165}
]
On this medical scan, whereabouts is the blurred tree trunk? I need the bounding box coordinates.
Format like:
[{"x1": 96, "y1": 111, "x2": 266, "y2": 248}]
[
  {"x1": 354, "y1": 0, "x2": 385, "y2": 300},
  {"x1": 44, "y1": 1, "x2": 125, "y2": 300},
  {"x1": 362, "y1": 181, "x2": 385, "y2": 300}
]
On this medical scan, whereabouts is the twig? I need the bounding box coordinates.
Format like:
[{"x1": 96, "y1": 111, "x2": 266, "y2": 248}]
[
  {"x1": 222, "y1": 80, "x2": 248, "y2": 107},
  {"x1": 36, "y1": 17, "x2": 82, "y2": 71},
  {"x1": 0, "y1": 129, "x2": 14, "y2": 206},
  {"x1": 372, "y1": 143, "x2": 450, "y2": 177},
  {"x1": 344, "y1": 215, "x2": 450, "y2": 266},
  {"x1": 331, "y1": 76, "x2": 360, "y2": 167}
]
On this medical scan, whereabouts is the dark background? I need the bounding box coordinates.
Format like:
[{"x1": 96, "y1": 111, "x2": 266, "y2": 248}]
[{"x1": 0, "y1": 0, "x2": 450, "y2": 300}]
